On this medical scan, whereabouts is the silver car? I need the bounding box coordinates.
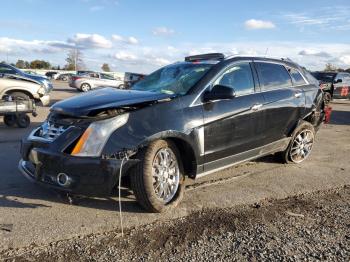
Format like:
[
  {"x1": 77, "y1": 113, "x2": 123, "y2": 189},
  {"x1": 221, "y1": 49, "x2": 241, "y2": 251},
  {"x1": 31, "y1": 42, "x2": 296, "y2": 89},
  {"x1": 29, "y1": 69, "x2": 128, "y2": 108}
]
[
  {"x1": 0, "y1": 74, "x2": 51, "y2": 106},
  {"x1": 69, "y1": 72, "x2": 124, "y2": 92}
]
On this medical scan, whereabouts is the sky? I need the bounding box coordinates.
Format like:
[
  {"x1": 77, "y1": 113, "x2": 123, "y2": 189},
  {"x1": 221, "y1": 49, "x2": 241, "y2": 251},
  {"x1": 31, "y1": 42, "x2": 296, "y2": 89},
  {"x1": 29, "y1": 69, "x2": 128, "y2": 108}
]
[{"x1": 1, "y1": 0, "x2": 350, "y2": 73}]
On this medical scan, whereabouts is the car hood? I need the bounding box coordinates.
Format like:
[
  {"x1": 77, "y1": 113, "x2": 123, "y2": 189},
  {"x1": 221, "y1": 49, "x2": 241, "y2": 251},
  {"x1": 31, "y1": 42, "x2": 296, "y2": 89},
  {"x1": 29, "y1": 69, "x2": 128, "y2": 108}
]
[
  {"x1": 51, "y1": 87, "x2": 175, "y2": 117},
  {"x1": 23, "y1": 73, "x2": 48, "y2": 82}
]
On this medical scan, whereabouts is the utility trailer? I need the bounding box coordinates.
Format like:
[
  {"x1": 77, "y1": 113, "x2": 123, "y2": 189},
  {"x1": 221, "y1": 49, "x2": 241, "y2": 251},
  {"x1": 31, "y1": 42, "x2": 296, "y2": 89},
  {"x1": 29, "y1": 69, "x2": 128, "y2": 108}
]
[{"x1": 0, "y1": 95, "x2": 37, "y2": 128}]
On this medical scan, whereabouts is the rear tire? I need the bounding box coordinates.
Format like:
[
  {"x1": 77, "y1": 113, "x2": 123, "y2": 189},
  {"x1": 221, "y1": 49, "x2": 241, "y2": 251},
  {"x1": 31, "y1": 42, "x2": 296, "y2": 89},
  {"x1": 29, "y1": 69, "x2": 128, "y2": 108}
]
[
  {"x1": 16, "y1": 114, "x2": 30, "y2": 128},
  {"x1": 3, "y1": 115, "x2": 17, "y2": 127},
  {"x1": 281, "y1": 121, "x2": 315, "y2": 164},
  {"x1": 130, "y1": 140, "x2": 185, "y2": 213}
]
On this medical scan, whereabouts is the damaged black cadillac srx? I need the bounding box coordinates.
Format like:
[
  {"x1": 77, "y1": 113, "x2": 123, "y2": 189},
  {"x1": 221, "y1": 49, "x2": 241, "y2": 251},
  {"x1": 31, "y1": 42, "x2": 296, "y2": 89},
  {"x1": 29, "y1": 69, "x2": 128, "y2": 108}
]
[{"x1": 19, "y1": 53, "x2": 325, "y2": 212}]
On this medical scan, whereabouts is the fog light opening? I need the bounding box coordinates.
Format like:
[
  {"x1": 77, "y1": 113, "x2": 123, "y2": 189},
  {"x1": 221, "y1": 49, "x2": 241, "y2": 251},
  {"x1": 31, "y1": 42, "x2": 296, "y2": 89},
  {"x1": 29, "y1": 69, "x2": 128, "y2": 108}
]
[{"x1": 57, "y1": 173, "x2": 71, "y2": 187}]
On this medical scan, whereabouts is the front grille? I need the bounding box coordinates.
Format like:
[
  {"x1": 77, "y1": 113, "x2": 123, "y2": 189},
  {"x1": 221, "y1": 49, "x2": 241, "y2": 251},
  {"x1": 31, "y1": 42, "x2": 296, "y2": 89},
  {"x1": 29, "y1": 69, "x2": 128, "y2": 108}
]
[{"x1": 36, "y1": 121, "x2": 69, "y2": 141}]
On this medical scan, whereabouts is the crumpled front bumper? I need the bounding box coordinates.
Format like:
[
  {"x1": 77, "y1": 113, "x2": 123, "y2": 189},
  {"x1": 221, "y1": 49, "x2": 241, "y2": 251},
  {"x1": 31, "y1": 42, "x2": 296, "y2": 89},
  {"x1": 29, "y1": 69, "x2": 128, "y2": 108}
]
[{"x1": 19, "y1": 142, "x2": 138, "y2": 196}]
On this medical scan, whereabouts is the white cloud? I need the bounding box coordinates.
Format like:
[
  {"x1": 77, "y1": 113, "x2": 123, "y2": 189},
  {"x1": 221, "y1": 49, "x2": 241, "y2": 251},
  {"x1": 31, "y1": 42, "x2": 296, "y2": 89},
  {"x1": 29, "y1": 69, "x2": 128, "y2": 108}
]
[
  {"x1": 154, "y1": 57, "x2": 170, "y2": 66},
  {"x1": 113, "y1": 51, "x2": 138, "y2": 61},
  {"x1": 339, "y1": 55, "x2": 350, "y2": 65},
  {"x1": 68, "y1": 33, "x2": 112, "y2": 49},
  {"x1": 2, "y1": 34, "x2": 350, "y2": 73},
  {"x1": 152, "y1": 27, "x2": 175, "y2": 36},
  {"x1": 298, "y1": 49, "x2": 331, "y2": 58},
  {"x1": 244, "y1": 19, "x2": 276, "y2": 30},
  {"x1": 112, "y1": 34, "x2": 139, "y2": 45}
]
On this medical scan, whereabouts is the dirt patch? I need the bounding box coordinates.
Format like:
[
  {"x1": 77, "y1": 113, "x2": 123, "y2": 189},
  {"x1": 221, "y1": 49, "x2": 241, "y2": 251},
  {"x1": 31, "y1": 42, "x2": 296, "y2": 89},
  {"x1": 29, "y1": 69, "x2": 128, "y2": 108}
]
[{"x1": 1, "y1": 186, "x2": 349, "y2": 261}]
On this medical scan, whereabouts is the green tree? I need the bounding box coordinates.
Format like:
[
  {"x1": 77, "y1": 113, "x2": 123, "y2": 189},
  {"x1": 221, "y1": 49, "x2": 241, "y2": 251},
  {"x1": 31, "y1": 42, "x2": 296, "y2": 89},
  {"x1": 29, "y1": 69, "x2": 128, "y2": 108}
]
[
  {"x1": 101, "y1": 63, "x2": 111, "y2": 72},
  {"x1": 65, "y1": 49, "x2": 85, "y2": 71},
  {"x1": 30, "y1": 60, "x2": 51, "y2": 69},
  {"x1": 15, "y1": 59, "x2": 28, "y2": 69}
]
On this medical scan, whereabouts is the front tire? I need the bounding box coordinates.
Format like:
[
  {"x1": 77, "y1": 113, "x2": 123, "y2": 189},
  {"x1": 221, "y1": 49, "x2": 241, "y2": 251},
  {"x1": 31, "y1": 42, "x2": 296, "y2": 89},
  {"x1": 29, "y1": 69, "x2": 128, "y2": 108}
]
[
  {"x1": 7, "y1": 91, "x2": 30, "y2": 101},
  {"x1": 130, "y1": 140, "x2": 185, "y2": 213},
  {"x1": 282, "y1": 121, "x2": 315, "y2": 164},
  {"x1": 80, "y1": 83, "x2": 91, "y2": 92}
]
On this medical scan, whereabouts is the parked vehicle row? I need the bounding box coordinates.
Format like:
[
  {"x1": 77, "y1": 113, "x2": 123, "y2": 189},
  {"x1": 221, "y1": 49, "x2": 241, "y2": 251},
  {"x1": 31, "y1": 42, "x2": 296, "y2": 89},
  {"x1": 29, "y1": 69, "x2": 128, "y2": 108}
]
[
  {"x1": 19, "y1": 53, "x2": 325, "y2": 213},
  {"x1": 311, "y1": 71, "x2": 350, "y2": 103}
]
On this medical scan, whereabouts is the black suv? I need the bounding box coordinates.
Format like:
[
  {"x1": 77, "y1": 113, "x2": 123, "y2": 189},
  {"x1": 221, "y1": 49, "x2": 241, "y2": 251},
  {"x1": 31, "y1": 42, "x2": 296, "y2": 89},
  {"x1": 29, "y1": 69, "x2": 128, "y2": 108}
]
[
  {"x1": 19, "y1": 54, "x2": 325, "y2": 212},
  {"x1": 311, "y1": 71, "x2": 350, "y2": 103}
]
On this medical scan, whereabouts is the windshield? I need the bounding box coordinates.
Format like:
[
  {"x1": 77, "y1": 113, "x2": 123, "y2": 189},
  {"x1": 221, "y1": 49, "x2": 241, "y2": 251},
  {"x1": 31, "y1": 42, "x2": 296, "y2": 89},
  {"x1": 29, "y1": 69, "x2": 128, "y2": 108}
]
[
  {"x1": 132, "y1": 63, "x2": 213, "y2": 95},
  {"x1": 311, "y1": 72, "x2": 336, "y2": 82}
]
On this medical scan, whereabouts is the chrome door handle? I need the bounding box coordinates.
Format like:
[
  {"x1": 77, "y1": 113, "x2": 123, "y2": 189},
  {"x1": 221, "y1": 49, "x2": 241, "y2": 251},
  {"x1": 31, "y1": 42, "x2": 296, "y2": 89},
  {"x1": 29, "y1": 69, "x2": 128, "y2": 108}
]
[
  {"x1": 294, "y1": 92, "x2": 302, "y2": 98},
  {"x1": 251, "y1": 104, "x2": 263, "y2": 111}
]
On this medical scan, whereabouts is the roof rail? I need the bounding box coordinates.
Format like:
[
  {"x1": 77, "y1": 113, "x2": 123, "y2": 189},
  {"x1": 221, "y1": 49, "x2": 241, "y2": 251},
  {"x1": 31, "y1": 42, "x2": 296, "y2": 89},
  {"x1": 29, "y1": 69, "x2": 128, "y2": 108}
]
[{"x1": 185, "y1": 53, "x2": 225, "y2": 62}]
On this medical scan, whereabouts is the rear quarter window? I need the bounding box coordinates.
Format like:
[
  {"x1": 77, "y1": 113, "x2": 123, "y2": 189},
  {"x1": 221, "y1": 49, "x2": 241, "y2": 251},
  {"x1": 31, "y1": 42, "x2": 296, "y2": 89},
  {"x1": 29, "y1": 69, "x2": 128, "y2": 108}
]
[
  {"x1": 256, "y1": 62, "x2": 292, "y2": 91},
  {"x1": 288, "y1": 68, "x2": 307, "y2": 86}
]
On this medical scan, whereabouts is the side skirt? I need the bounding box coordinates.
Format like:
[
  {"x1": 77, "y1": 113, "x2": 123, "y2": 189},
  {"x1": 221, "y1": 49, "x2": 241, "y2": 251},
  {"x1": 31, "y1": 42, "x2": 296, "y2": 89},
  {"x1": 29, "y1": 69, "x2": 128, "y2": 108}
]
[{"x1": 196, "y1": 137, "x2": 291, "y2": 179}]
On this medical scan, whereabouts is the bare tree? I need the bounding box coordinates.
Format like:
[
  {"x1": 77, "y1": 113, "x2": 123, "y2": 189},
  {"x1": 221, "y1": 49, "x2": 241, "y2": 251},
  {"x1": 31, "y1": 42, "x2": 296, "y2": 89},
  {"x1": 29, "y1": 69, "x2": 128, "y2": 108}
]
[
  {"x1": 65, "y1": 49, "x2": 85, "y2": 71},
  {"x1": 324, "y1": 63, "x2": 337, "y2": 72}
]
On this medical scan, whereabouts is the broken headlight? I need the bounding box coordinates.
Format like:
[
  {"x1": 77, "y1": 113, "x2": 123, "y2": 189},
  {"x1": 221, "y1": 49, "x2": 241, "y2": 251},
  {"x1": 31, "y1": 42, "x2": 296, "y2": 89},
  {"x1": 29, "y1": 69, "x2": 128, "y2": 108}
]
[{"x1": 71, "y1": 113, "x2": 129, "y2": 157}]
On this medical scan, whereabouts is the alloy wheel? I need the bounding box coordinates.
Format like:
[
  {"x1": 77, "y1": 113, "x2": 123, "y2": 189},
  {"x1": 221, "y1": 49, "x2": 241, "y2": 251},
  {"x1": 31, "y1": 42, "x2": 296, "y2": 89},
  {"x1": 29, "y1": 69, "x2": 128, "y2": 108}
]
[
  {"x1": 152, "y1": 148, "x2": 180, "y2": 203},
  {"x1": 81, "y1": 84, "x2": 90, "y2": 92},
  {"x1": 290, "y1": 129, "x2": 314, "y2": 163}
]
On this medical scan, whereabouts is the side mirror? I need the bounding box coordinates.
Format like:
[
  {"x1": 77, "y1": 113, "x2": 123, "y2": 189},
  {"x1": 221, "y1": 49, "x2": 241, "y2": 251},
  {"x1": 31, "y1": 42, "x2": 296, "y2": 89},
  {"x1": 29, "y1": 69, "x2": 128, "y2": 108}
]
[
  {"x1": 203, "y1": 84, "x2": 236, "y2": 102},
  {"x1": 334, "y1": 79, "x2": 342, "y2": 83}
]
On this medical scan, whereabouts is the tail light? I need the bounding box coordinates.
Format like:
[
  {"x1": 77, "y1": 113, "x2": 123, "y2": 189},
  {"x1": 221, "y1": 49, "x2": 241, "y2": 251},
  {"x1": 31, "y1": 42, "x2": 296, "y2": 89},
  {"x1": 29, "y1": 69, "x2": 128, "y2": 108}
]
[{"x1": 71, "y1": 76, "x2": 81, "y2": 81}]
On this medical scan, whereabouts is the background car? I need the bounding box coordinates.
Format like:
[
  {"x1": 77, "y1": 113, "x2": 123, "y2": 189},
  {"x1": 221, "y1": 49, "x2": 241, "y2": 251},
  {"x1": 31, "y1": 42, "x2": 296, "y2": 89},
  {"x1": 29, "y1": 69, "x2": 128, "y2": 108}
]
[
  {"x1": 311, "y1": 71, "x2": 350, "y2": 103},
  {"x1": 45, "y1": 71, "x2": 59, "y2": 79},
  {"x1": 69, "y1": 72, "x2": 124, "y2": 91},
  {"x1": 0, "y1": 63, "x2": 53, "y2": 93},
  {"x1": 0, "y1": 73, "x2": 50, "y2": 105},
  {"x1": 57, "y1": 73, "x2": 74, "y2": 81}
]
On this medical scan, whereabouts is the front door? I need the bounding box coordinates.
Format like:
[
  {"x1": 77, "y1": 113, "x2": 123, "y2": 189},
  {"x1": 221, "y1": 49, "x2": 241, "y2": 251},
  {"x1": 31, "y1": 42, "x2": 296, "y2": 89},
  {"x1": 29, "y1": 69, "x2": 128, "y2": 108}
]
[{"x1": 203, "y1": 61, "x2": 265, "y2": 171}]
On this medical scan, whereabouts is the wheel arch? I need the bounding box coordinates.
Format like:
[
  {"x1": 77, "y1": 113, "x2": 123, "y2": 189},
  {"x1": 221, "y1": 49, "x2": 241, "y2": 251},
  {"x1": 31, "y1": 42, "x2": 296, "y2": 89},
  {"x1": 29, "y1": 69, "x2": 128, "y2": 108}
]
[
  {"x1": 3, "y1": 89, "x2": 35, "y2": 99},
  {"x1": 137, "y1": 131, "x2": 199, "y2": 179}
]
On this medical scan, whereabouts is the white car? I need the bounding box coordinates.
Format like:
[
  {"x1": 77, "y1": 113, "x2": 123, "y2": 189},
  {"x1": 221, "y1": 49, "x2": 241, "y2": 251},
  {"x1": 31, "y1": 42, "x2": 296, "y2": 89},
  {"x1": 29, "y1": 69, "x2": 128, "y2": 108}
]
[{"x1": 69, "y1": 72, "x2": 124, "y2": 92}]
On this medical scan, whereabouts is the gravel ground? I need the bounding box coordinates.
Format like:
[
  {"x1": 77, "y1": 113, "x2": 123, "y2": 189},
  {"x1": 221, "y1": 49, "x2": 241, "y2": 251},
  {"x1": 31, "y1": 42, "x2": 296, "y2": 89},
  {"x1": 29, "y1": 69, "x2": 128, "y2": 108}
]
[{"x1": 1, "y1": 185, "x2": 349, "y2": 261}]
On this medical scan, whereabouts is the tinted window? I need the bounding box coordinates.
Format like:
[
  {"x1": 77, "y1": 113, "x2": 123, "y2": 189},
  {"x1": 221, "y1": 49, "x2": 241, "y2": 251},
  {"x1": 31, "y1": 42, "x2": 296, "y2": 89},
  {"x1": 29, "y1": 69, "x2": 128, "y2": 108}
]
[
  {"x1": 101, "y1": 73, "x2": 115, "y2": 80},
  {"x1": 256, "y1": 62, "x2": 292, "y2": 90},
  {"x1": 214, "y1": 62, "x2": 254, "y2": 96},
  {"x1": 289, "y1": 68, "x2": 307, "y2": 86}
]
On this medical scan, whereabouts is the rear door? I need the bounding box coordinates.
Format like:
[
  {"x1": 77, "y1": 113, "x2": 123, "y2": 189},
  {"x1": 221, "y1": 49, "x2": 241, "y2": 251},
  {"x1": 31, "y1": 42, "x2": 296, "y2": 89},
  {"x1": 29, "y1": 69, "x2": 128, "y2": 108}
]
[{"x1": 254, "y1": 61, "x2": 305, "y2": 144}]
